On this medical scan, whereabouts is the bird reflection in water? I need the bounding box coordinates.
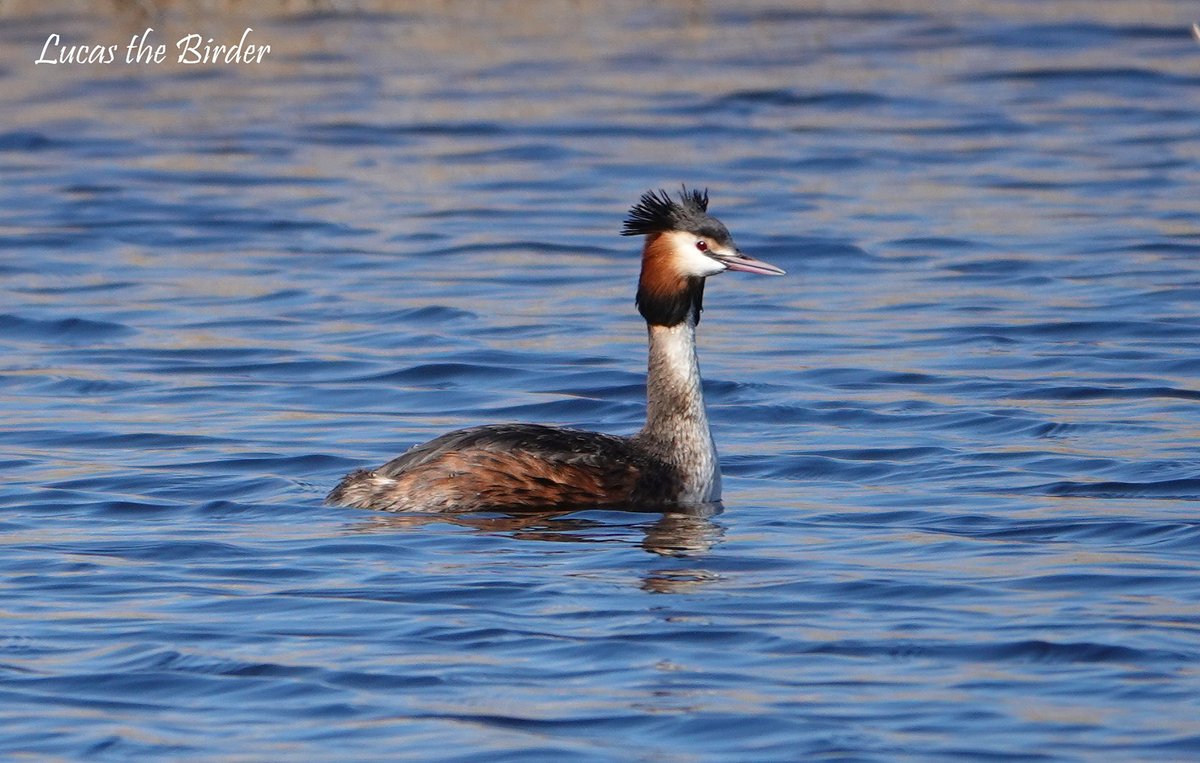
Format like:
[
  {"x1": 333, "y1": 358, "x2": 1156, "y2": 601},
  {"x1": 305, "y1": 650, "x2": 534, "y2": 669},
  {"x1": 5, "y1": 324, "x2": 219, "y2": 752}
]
[{"x1": 347, "y1": 504, "x2": 724, "y2": 591}]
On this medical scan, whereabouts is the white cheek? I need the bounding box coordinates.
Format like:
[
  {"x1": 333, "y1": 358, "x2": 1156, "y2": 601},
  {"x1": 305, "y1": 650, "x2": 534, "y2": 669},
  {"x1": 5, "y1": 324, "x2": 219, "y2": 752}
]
[{"x1": 663, "y1": 231, "x2": 727, "y2": 277}]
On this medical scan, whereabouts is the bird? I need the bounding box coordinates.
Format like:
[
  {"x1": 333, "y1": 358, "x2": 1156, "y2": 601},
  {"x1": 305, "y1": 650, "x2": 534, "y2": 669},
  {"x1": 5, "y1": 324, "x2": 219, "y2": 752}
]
[{"x1": 327, "y1": 187, "x2": 784, "y2": 513}]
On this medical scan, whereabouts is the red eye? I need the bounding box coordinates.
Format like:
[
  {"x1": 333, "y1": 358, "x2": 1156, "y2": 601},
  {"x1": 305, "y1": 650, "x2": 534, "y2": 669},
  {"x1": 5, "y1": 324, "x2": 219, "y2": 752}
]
[{"x1": 695, "y1": 240, "x2": 708, "y2": 252}]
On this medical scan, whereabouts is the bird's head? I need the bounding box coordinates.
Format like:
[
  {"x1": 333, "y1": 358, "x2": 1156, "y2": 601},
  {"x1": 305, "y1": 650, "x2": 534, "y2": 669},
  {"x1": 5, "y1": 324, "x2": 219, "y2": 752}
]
[{"x1": 621, "y1": 187, "x2": 784, "y2": 326}]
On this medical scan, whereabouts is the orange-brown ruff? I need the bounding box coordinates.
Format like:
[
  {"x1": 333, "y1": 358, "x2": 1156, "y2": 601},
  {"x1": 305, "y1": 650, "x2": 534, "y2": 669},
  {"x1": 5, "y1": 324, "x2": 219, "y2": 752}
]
[{"x1": 327, "y1": 188, "x2": 784, "y2": 513}]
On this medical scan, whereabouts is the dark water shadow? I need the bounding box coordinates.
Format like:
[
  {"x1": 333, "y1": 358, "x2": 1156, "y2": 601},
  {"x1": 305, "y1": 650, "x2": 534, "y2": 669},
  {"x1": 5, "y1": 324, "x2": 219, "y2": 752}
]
[{"x1": 345, "y1": 502, "x2": 725, "y2": 560}]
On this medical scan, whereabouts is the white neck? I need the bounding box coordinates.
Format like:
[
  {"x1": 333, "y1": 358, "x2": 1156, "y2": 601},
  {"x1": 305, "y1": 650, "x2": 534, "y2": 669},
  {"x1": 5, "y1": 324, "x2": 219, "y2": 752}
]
[{"x1": 635, "y1": 317, "x2": 721, "y2": 502}]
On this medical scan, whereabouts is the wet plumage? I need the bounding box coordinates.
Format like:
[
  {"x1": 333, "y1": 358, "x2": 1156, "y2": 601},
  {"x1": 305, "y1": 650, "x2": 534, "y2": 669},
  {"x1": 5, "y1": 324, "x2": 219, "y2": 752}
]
[{"x1": 327, "y1": 424, "x2": 682, "y2": 512}]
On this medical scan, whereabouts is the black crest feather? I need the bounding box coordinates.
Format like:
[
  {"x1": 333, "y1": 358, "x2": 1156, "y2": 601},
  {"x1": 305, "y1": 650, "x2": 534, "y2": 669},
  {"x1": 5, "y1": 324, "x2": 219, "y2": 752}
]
[{"x1": 621, "y1": 186, "x2": 711, "y2": 237}]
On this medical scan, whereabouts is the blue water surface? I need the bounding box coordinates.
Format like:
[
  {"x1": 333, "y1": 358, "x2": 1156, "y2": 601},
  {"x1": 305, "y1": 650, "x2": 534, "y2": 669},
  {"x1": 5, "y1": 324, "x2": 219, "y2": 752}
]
[{"x1": 2, "y1": 2, "x2": 1199, "y2": 760}]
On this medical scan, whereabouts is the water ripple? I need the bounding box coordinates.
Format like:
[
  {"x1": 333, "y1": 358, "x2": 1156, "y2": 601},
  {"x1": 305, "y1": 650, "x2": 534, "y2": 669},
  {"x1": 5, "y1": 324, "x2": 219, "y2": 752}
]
[{"x1": 2, "y1": 3, "x2": 1199, "y2": 761}]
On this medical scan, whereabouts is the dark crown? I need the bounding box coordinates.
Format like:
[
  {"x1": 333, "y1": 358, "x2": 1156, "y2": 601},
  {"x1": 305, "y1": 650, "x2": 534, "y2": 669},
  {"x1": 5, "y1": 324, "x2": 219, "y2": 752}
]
[{"x1": 621, "y1": 186, "x2": 722, "y2": 238}]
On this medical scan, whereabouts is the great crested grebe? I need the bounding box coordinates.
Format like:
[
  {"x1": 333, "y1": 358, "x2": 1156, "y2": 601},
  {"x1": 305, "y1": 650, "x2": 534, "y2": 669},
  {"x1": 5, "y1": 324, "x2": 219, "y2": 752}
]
[{"x1": 327, "y1": 187, "x2": 784, "y2": 513}]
